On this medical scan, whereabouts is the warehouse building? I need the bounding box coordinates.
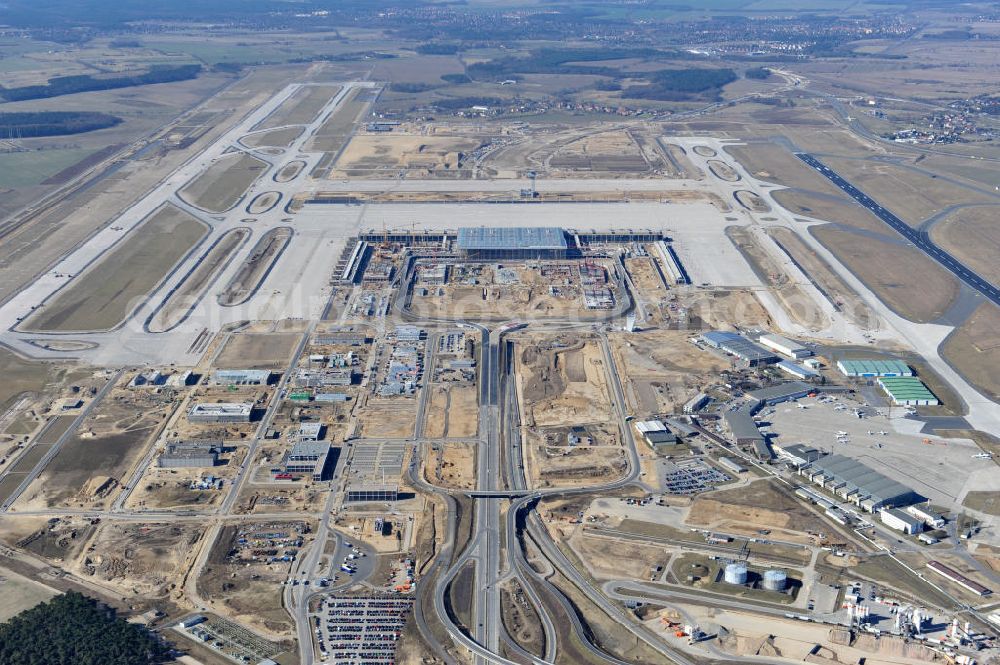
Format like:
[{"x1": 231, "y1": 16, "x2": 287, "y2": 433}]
[
  {"x1": 877, "y1": 377, "x2": 939, "y2": 406},
  {"x1": 747, "y1": 381, "x2": 815, "y2": 407},
  {"x1": 159, "y1": 441, "x2": 221, "y2": 468},
  {"x1": 880, "y1": 508, "x2": 923, "y2": 534},
  {"x1": 799, "y1": 454, "x2": 922, "y2": 511},
  {"x1": 723, "y1": 411, "x2": 765, "y2": 446},
  {"x1": 211, "y1": 369, "x2": 271, "y2": 386},
  {"x1": 189, "y1": 403, "x2": 253, "y2": 423},
  {"x1": 759, "y1": 334, "x2": 813, "y2": 359},
  {"x1": 836, "y1": 359, "x2": 912, "y2": 378},
  {"x1": 776, "y1": 360, "x2": 820, "y2": 381},
  {"x1": 643, "y1": 429, "x2": 678, "y2": 450},
  {"x1": 457, "y1": 227, "x2": 568, "y2": 260},
  {"x1": 283, "y1": 440, "x2": 333, "y2": 481},
  {"x1": 701, "y1": 331, "x2": 777, "y2": 366}
]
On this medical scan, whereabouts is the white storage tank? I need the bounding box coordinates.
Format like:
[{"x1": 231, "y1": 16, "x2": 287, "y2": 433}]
[
  {"x1": 763, "y1": 569, "x2": 787, "y2": 592},
  {"x1": 724, "y1": 562, "x2": 748, "y2": 585}
]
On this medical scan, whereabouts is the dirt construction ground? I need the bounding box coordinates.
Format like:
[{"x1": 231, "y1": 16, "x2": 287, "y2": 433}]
[
  {"x1": 214, "y1": 331, "x2": 301, "y2": 369},
  {"x1": 24, "y1": 204, "x2": 207, "y2": 332},
  {"x1": 422, "y1": 384, "x2": 478, "y2": 439},
  {"x1": 518, "y1": 339, "x2": 612, "y2": 427}
]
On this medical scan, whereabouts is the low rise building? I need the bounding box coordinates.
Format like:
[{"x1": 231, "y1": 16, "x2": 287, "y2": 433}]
[
  {"x1": 907, "y1": 504, "x2": 946, "y2": 529},
  {"x1": 701, "y1": 331, "x2": 777, "y2": 366},
  {"x1": 877, "y1": 377, "x2": 939, "y2": 406},
  {"x1": 881, "y1": 507, "x2": 923, "y2": 534},
  {"x1": 746, "y1": 381, "x2": 814, "y2": 406},
  {"x1": 776, "y1": 360, "x2": 820, "y2": 381},
  {"x1": 759, "y1": 333, "x2": 813, "y2": 359},
  {"x1": 211, "y1": 369, "x2": 271, "y2": 385},
  {"x1": 188, "y1": 402, "x2": 252, "y2": 423},
  {"x1": 723, "y1": 411, "x2": 765, "y2": 446},
  {"x1": 159, "y1": 441, "x2": 221, "y2": 468},
  {"x1": 346, "y1": 483, "x2": 399, "y2": 503},
  {"x1": 282, "y1": 440, "x2": 333, "y2": 481},
  {"x1": 837, "y1": 359, "x2": 912, "y2": 378},
  {"x1": 718, "y1": 457, "x2": 746, "y2": 474}
]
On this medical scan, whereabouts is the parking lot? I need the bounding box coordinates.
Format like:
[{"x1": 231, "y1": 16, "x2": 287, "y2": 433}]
[
  {"x1": 660, "y1": 457, "x2": 731, "y2": 494},
  {"x1": 313, "y1": 596, "x2": 413, "y2": 664}
]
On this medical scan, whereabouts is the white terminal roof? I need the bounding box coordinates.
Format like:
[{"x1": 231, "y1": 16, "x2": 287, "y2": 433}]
[{"x1": 457, "y1": 227, "x2": 568, "y2": 251}]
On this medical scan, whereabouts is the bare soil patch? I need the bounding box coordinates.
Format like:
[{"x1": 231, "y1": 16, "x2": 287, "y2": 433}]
[{"x1": 214, "y1": 332, "x2": 301, "y2": 369}]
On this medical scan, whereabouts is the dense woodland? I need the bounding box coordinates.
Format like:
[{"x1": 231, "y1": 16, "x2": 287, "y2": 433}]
[
  {"x1": 0, "y1": 592, "x2": 171, "y2": 665},
  {"x1": 0, "y1": 65, "x2": 201, "y2": 102},
  {"x1": 0, "y1": 111, "x2": 122, "y2": 137}
]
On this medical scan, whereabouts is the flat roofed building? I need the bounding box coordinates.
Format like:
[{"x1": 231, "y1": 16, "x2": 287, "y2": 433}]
[
  {"x1": 211, "y1": 369, "x2": 270, "y2": 385},
  {"x1": 457, "y1": 227, "x2": 568, "y2": 260},
  {"x1": 700, "y1": 331, "x2": 777, "y2": 366},
  {"x1": 635, "y1": 420, "x2": 667, "y2": 434},
  {"x1": 877, "y1": 377, "x2": 939, "y2": 406},
  {"x1": 800, "y1": 454, "x2": 922, "y2": 511},
  {"x1": 643, "y1": 429, "x2": 678, "y2": 449},
  {"x1": 837, "y1": 359, "x2": 912, "y2": 377},
  {"x1": 346, "y1": 483, "x2": 399, "y2": 503},
  {"x1": 777, "y1": 360, "x2": 820, "y2": 380},
  {"x1": 881, "y1": 507, "x2": 923, "y2": 534},
  {"x1": 723, "y1": 411, "x2": 764, "y2": 445},
  {"x1": 284, "y1": 440, "x2": 332, "y2": 481},
  {"x1": 907, "y1": 504, "x2": 946, "y2": 529},
  {"x1": 759, "y1": 334, "x2": 813, "y2": 359},
  {"x1": 159, "y1": 441, "x2": 221, "y2": 468},
  {"x1": 747, "y1": 381, "x2": 814, "y2": 405},
  {"x1": 189, "y1": 402, "x2": 252, "y2": 423}
]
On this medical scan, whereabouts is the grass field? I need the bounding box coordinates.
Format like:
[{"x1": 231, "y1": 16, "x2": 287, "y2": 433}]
[
  {"x1": 821, "y1": 156, "x2": 994, "y2": 227},
  {"x1": 772, "y1": 189, "x2": 887, "y2": 234},
  {"x1": 255, "y1": 84, "x2": 341, "y2": 130},
  {"x1": 307, "y1": 87, "x2": 372, "y2": 174},
  {"x1": 941, "y1": 303, "x2": 1000, "y2": 403},
  {"x1": 25, "y1": 204, "x2": 207, "y2": 332},
  {"x1": 0, "y1": 148, "x2": 100, "y2": 188},
  {"x1": 811, "y1": 226, "x2": 958, "y2": 324},
  {"x1": 242, "y1": 127, "x2": 303, "y2": 148},
  {"x1": 929, "y1": 206, "x2": 1000, "y2": 286},
  {"x1": 180, "y1": 152, "x2": 268, "y2": 213}
]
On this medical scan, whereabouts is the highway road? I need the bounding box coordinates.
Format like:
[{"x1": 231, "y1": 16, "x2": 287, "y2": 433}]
[{"x1": 796, "y1": 153, "x2": 1000, "y2": 307}]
